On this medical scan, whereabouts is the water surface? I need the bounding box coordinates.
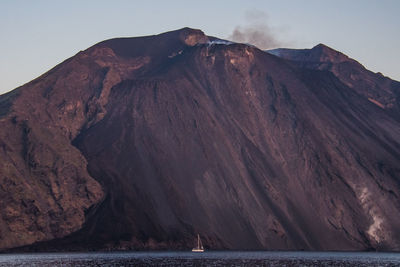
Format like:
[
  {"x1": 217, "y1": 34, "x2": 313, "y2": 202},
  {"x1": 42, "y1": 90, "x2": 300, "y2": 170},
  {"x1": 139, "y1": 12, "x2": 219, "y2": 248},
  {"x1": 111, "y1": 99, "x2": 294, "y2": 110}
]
[{"x1": 1, "y1": 251, "x2": 399, "y2": 266}]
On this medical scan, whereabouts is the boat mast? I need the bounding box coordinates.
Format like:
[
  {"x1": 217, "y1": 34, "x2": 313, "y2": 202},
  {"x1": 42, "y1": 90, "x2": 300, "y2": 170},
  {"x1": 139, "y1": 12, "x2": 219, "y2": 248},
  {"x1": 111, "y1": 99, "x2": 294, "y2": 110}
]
[
  {"x1": 198, "y1": 234, "x2": 203, "y2": 249},
  {"x1": 197, "y1": 234, "x2": 200, "y2": 249}
]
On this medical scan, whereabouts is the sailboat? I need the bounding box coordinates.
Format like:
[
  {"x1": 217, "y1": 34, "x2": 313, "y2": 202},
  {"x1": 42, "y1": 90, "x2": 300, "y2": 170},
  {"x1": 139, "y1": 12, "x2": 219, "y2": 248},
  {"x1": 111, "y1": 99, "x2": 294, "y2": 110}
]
[{"x1": 192, "y1": 234, "x2": 204, "y2": 252}]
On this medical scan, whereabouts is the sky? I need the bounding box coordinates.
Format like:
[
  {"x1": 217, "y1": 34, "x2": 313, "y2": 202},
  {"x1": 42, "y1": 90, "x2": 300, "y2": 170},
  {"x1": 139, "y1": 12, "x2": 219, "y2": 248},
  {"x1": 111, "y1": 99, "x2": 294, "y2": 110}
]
[{"x1": 0, "y1": 0, "x2": 399, "y2": 94}]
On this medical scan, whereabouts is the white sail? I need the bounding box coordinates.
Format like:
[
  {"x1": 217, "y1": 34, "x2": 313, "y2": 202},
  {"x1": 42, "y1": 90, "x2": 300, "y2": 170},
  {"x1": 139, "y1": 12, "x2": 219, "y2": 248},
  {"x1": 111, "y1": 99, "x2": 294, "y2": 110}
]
[{"x1": 192, "y1": 234, "x2": 205, "y2": 252}]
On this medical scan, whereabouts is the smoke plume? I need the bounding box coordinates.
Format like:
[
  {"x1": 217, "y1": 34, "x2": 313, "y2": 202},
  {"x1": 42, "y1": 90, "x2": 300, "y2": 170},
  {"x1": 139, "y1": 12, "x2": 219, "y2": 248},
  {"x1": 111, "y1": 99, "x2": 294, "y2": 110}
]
[{"x1": 228, "y1": 11, "x2": 286, "y2": 50}]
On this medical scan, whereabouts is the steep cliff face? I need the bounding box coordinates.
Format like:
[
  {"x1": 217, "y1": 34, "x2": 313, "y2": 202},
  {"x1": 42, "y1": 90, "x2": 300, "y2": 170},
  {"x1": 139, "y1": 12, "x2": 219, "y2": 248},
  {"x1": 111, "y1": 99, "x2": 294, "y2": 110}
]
[
  {"x1": 0, "y1": 42, "x2": 115, "y2": 249},
  {"x1": 1, "y1": 28, "x2": 400, "y2": 251}
]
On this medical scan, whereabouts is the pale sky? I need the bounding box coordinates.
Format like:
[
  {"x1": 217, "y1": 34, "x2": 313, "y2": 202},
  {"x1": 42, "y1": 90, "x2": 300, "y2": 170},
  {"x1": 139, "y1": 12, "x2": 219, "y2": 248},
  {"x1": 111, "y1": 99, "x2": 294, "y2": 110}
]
[{"x1": 1, "y1": 0, "x2": 399, "y2": 94}]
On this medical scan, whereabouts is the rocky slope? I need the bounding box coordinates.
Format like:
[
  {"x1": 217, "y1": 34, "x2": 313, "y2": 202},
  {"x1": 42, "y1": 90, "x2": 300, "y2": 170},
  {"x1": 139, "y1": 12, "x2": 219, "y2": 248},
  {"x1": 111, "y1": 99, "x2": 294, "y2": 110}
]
[
  {"x1": 268, "y1": 45, "x2": 400, "y2": 120},
  {"x1": 1, "y1": 28, "x2": 400, "y2": 251}
]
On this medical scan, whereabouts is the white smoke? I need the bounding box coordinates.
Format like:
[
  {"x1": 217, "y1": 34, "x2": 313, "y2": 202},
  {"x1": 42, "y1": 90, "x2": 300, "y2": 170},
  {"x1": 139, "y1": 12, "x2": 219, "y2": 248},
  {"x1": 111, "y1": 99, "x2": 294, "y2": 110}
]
[{"x1": 228, "y1": 10, "x2": 287, "y2": 50}]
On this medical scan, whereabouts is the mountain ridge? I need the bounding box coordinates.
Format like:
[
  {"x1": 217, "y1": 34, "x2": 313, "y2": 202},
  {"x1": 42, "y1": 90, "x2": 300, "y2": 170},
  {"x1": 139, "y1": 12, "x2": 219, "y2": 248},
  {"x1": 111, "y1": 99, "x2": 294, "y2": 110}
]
[{"x1": 1, "y1": 28, "x2": 400, "y2": 252}]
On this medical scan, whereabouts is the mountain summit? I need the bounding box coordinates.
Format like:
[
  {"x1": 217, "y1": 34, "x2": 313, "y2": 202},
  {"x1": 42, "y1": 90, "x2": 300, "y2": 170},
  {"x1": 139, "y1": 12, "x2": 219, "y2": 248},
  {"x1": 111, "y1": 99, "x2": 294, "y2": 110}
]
[
  {"x1": 1, "y1": 28, "x2": 400, "y2": 251},
  {"x1": 268, "y1": 43, "x2": 351, "y2": 63},
  {"x1": 268, "y1": 44, "x2": 400, "y2": 118}
]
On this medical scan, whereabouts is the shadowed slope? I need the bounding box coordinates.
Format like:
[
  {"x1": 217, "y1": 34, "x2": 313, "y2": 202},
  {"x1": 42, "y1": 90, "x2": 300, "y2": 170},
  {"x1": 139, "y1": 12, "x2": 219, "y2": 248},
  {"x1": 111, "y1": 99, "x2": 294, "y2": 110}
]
[
  {"x1": 268, "y1": 44, "x2": 400, "y2": 120},
  {"x1": 1, "y1": 28, "x2": 400, "y2": 251}
]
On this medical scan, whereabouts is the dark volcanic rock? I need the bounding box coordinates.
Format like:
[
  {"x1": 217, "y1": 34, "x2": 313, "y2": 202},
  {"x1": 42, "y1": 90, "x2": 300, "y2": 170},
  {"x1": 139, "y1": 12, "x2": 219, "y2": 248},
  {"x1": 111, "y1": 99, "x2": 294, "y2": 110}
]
[
  {"x1": 268, "y1": 44, "x2": 400, "y2": 120},
  {"x1": 1, "y1": 28, "x2": 400, "y2": 251}
]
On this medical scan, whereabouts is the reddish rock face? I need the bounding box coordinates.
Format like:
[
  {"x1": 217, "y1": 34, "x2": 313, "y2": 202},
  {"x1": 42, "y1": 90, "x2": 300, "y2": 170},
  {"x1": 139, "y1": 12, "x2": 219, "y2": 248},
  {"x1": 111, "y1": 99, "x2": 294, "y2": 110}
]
[
  {"x1": 268, "y1": 45, "x2": 400, "y2": 120},
  {"x1": 1, "y1": 28, "x2": 400, "y2": 251}
]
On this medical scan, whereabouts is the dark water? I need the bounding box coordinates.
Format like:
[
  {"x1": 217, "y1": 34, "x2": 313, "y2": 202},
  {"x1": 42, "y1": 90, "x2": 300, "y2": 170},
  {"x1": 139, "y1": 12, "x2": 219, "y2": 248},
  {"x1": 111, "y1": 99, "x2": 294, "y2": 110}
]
[{"x1": 0, "y1": 251, "x2": 400, "y2": 266}]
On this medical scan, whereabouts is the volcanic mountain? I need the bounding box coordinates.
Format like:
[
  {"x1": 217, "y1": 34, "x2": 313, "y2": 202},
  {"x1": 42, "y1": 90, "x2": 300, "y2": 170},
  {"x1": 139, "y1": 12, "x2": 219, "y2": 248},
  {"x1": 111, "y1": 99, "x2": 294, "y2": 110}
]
[{"x1": 1, "y1": 28, "x2": 400, "y2": 251}]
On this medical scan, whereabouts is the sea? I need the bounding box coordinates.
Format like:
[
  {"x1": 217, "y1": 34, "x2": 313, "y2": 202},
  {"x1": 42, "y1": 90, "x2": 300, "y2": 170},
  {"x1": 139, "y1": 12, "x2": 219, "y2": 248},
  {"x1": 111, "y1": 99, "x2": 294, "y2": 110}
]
[{"x1": 0, "y1": 251, "x2": 399, "y2": 266}]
